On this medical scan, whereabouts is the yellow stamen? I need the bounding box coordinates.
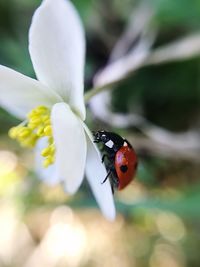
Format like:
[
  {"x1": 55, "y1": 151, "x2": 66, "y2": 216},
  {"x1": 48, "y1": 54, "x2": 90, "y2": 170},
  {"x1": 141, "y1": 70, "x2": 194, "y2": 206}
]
[
  {"x1": 41, "y1": 147, "x2": 52, "y2": 157},
  {"x1": 18, "y1": 128, "x2": 31, "y2": 138},
  {"x1": 8, "y1": 105, "x2": 55, "y2": 168},
  {"x1": 48, "y1": 136, "x2": 54, "y2": 144},
  {"x1": 42, "y1": 115, "x2": 50, "y2": 123},
  {"x1": 43, "y1": 155, "x2": 54, "y2": 168},
  {"x1": 44, "y1": 125, "x2": 52, "y2": 136},
  {"x1": 29, "y1": 117, "x2": 42, "y2": 125},
  {"x1": 37, "y1": 126, "x2": 44, "y2": 137},
  {"x1": 27, "y1": 122, "x2": 37, "y2": 130},
  {"x1": 8, "y1": 127, "x2": 19, "y2": 139}
]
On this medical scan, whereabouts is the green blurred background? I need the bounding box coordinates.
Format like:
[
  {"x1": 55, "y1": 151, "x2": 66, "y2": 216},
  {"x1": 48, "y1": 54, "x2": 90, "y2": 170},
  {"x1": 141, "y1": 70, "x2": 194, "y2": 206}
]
[{"x1": 0, "y1": 0, "x2": 200, "y2": 267}]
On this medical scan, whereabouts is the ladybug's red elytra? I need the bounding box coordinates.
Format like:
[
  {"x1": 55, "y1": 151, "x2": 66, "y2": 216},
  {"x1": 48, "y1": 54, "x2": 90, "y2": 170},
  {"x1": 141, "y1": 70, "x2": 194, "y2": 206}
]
[{"x1": 93, "y1": 130, "x2": 138, "y2": 192}]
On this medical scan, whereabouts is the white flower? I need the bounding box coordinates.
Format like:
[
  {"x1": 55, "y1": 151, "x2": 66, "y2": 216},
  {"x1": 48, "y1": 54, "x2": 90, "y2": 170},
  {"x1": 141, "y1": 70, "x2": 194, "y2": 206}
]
[{"x1": 0, "y1": 0, "x2": 115, "y2": 220}]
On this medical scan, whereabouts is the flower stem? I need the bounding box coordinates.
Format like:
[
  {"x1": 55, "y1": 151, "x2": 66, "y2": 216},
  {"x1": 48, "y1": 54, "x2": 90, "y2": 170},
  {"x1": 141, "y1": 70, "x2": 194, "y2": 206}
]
[
  {"x1": 84, "y1": 80, "x2": 122, "y2": 103},
  {"x1": 84, "y1": 86, "x2": 103, "y2": 103}
]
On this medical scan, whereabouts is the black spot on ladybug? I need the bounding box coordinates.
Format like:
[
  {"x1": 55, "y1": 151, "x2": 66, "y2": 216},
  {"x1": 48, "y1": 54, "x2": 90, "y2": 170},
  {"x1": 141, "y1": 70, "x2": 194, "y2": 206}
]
[{"x1": 120, "y1": 165, "x2": 128, "y2": 173}]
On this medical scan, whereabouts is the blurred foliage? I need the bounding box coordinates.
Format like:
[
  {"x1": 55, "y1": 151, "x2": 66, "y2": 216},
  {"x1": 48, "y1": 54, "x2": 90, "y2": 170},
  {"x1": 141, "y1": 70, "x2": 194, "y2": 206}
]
[
  {"x1": 112, "y1": 59, "x2": 200, "y2": 131},
  {"x1": 151, "y1": 0, "x2": 200, "y2": 28},
  {"x1": 0, "y1": 0, "x2": 200, "y2": 267}
]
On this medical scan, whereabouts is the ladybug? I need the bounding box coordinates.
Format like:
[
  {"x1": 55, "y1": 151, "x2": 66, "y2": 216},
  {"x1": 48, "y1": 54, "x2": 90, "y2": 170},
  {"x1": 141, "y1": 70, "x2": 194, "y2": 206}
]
[{"x1": 93, "y1": 130, "x2": 138, "y2": 192}]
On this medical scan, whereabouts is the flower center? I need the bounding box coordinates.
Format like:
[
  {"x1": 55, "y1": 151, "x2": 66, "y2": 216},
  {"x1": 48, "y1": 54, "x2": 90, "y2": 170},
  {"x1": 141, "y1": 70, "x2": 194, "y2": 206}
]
[{"x1": 8, "y1": 106, "x2": 55, "y2": 168}]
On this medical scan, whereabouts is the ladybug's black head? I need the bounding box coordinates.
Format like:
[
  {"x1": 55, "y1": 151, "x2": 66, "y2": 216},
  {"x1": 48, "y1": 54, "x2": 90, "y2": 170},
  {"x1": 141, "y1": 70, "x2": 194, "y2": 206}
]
[{"x1": 92, "y1": 130, "x2": 110, "y2": 144}]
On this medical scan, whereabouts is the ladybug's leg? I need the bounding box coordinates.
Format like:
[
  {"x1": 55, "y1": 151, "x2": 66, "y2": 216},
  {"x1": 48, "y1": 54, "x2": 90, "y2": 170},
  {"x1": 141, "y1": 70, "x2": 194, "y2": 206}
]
[
  {"x1": 101, "y1": 154, "x2": 107, "y2": 163},
  {"x1": 101, "y1": 163, "x2": 115, "y2": 184},
  {"x1": 102, "y1": 171, "x2": 115, "y2": 194},
  {"x1": 102, "y1": 151, "x2": 115, "y2": 163},
  {"x1": 101, "y1": 170, "x2": 111, "y2": 184},
  {"x1": 111, "y1": 184, "x2": 114, "y2": 194}
]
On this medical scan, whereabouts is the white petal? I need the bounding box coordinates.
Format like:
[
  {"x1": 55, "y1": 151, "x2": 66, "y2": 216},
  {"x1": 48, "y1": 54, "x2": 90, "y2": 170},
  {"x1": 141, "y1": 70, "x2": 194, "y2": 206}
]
[
  {"x1": 29, "y1": 0, "x2": 86, "y2": 120},
  {"x1": 35, "y1": 138, "x2": 60, "y2": 185},
  {"x1": 0, "y1": 65, "x2": 62, "y2": 119},
  {"x1": 83, "y1": 123, "x2": 116, "y2": 221},
  {"x1": 51, "y1": 102, "x2": 87, "y2": 194}
]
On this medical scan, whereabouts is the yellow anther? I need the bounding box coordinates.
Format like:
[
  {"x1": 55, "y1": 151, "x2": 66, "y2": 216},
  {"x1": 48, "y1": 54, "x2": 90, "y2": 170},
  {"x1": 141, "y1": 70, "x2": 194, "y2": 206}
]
[
  {"x1": 44, "y1": 125, "x2": 52, "y2": 136},
  {"x1": 50, "y1": 145, "x2": 55, "y2": 153},
  {"x1": 27, "y1": 122, "x2": 37, "y2": 130},
  {"x1": 20, "y1": 134, "x2": 38, "y2": 148},
  {"x1": 42, "y1": 115, "x2": 50, "y2": 123},
  {"x1": 37, "y1": 106, "x2": 48, "y2": 113},
  {"x1": 8, "y1": 105, "x2": 55, "y2": 168},
  {"x1": 41, "y1": 147, "x2": 52, "y2": 157},
  {"x1": 48, "y1": 136, "x2": 54, "y2": 144},
  {"x1": 18, "y1": 128, "x2": 31, "y2": 138},
  {"x1": 45, "y1": 119, "x2": 51, "y2": 125},
  {"x1": 8, "y1": 127, "x2": 19, "y2": 139},
  {"x1": 43, "y1": 120, "x2": 51, "y2": 127},
  {"x1": 13, "y1": 126, "x2": 24, "y2": 138},
  {"x1": 43, "y1": 160, "x2": 50, "y2": 168},
  {"x1": 29, "y1": 116, "x2": 42, "y2": 125},
  {"x1": 28, "y1": 106, "x2": 49, "y2": 119},
  {"x1": 43, "y1": 156, "x2": 54, "y2": 168},
  {"x1": 30, "y1": 135, "x2": 38, "y2": 146},
  {"x1": 27, "y1": 110, "x2": 37, "y2": 118},
  {"x1": 37, "y1": 127, "x2": 44, "y2": 136},
  {"x1": 41, "y1": 141, "x2": 55, "y2": 167}
]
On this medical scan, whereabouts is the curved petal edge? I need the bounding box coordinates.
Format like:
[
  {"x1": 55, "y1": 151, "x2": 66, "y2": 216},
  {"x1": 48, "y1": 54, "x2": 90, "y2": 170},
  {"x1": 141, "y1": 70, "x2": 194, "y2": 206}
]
[
  {"x1": 0, "y1": 65, "x2": 61, "y2": 119},
  {"x1": 29, "y1": 0, "x2": 86, "y2": 120},
  {"x1": 83, "y1": 123, "x2": 116, "y2": 221},
  {"x1": 51, "y1": 102, "x2": 87, "y2": 194}
]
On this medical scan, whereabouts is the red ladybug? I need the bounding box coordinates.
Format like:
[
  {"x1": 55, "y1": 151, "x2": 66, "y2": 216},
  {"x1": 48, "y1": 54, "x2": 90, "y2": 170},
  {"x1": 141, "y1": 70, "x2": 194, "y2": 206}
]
[{"x1": 93, "y1": 130, "x2": 138, "y2": 192}]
